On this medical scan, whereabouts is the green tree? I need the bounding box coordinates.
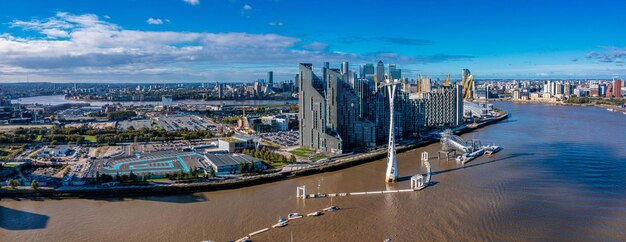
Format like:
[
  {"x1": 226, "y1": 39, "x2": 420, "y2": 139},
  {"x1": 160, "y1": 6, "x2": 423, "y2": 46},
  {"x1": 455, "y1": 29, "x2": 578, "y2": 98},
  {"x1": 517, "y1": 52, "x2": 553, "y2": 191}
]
[
  {"x1": 290, "y1": 154, "x2": 297, "y2": 163},
  {"x1": 237, "y1": 163, "x2": 244, "y2": 173},
  {"x1": 208, "y1": 166, "x2": 216, "y2": 177},
  {"x1": 31, "y1": 180, "x2": 39, "y2": 189},
  {"x1": 129, "y1": 170, "x2": 137, "y2": 181},
  {"x1": 101, "y1": 173, "x2": 113, "y2": 183},
  {"x1": 8, "y1": 179, "x2": 20, "y2": 189}
]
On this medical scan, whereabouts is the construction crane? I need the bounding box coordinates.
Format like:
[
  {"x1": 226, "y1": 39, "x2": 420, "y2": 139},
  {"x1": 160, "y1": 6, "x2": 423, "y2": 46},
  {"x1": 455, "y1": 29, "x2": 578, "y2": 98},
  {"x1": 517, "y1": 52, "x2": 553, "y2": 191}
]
[
  {"x1": 445, "y1": 73, "x2": 450, "y2": 87},
  {"x1": 463, "y1": 74, "x2": 474, "y2": 99},
  {"x1": 417, "y1": 73, "x2": 421, "y2": 96},
  {"x1": 374, "y1": 74, "x2": 379, "y2": 92}
]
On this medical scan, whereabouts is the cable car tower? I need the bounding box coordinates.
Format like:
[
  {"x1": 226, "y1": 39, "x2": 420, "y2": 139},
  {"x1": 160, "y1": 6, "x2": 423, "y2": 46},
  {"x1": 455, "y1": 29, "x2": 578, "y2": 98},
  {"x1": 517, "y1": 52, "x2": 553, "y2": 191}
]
[{"x1": 376, "y1": 72, "x2": 401, "y2": 183}]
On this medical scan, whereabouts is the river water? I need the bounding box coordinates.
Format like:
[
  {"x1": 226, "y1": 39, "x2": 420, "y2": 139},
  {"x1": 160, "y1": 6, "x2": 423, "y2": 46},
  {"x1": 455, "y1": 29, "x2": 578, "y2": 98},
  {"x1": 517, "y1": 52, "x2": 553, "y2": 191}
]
[
  {"x1": 2, "y1": 102, "x2": 626, "y2": 241},
  {"x1": 11, "y1": 95, "x2": 297, "y2": 107}
]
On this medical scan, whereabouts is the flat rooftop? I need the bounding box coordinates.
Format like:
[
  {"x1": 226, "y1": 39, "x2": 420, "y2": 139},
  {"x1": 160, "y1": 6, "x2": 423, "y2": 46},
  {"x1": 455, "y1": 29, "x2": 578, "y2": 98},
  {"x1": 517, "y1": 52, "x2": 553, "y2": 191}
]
[{"x1": 205, "y1": 153, "x2": 260, "y2": 167}]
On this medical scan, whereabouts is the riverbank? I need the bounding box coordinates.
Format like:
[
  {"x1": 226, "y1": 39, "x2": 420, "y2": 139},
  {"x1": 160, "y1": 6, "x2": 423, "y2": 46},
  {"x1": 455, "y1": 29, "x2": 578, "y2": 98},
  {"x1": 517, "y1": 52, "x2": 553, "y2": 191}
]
[
  {"x1": 502, "y1": 98, "x2": 626, "y2": 111},
  {"x1": 12, "y1": 95, "x2": 298, "y2": 107},
  {"x1": 1, "y1": 113, "x2": 508, "y2": 199}
]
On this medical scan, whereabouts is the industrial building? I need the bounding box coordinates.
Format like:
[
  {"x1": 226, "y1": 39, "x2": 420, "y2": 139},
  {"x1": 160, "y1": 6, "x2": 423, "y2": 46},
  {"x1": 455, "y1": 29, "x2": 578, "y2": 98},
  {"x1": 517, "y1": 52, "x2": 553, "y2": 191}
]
[
  {"x1": 218, "y1": 135, "x2": 259, "y2": 153},
  {"x1": 204, "y1": 153, "x2": 265, "y2": 175}
]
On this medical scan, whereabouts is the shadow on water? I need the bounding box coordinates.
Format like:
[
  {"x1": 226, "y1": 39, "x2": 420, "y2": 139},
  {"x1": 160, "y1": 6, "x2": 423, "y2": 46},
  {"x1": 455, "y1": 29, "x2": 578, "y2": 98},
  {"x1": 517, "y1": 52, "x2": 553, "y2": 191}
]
[
  {"x1": 431, "y1": 152, "x2": 535, "y2": 176},
  {"x1": 498, "y1": 119, "x2": 518, "y2": 124},
  {"x1": 0, "y1": 206, "x2": 49, "y2": 230},
  {"x1": 85, "y1": 193, "x2": 209, "y2": 204}
]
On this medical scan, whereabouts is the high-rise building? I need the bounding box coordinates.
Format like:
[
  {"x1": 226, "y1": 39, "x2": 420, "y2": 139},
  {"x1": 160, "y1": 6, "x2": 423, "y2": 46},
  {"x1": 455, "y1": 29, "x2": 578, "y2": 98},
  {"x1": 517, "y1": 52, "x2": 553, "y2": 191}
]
[
  {"x1": 420, "y1": 76, "x2": 432, "y2": 93},
  {"x1": 298, "y1": 63, "x2": 376, "y2": 154},
  {"x1": 606, "y1": 84, "x2": 613, "y2": 98},
  {"x1": 556, "y1": 83, "x2": 563, "y2": 95},
  {"x1": 599, "y1": 84, "x2": 607, "y2": 97},
  {"x1": 614, "y1": 79, "x2": 623, "y2": 98},
  {"x1": 300, "y1": 62, "x2": 463, "y2": 153},
  {"x1": 389, "y1": 64, "x2": 401, "y2": 80},
  {"x1": 360, "y1": 64, "x2": 375, "y2": 78},
  {"x1": 162, "y1": 95, "x2": 173, "y2": 107},
  {"x1": 422, "y1": 86, "x2": 464, "y2": 127},
  {"x1": 267, "y1": 71, "x2": 274, "y2": 89},
  {"x1": 341, "y1": 62, "x2": 349, "y2": 75},
  {"x1": 590, "y1": 84, "x2": 599, "y2": 97},
  {"x1": 217, "y1": 83, "x2": 223, "y2": 99}
]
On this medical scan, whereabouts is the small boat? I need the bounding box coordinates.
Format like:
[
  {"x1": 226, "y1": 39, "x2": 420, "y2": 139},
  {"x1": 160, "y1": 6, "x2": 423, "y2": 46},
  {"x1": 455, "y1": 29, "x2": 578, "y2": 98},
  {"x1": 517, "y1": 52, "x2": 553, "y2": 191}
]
[
  {"x1": 288, "y1": 213, "x2": 303, "y2": 220},
  {"x1": 278, "y1": 217, "x2": 288, "y2": 223},
  {"x1": 323, "y1": 206, "x2": 339, "y2": 212},
  {"x1": 607, "y1": 108, "x2": 615, "y2": 112},
  {"x1": 485, "y1": 145, "x2": 503, "y2": 155},
  {"x1": 623, "y1": 112, "x2": 626, "y2": 115},
  {"x1": 234, "y1": 236, "x2": 250, "y2": 242},
  {"x1": 307, "y1": 211, "x2": 322, "y2": 217},
  {"x1": 272, "y1": 222, "x2": 287, "y2": 228}
]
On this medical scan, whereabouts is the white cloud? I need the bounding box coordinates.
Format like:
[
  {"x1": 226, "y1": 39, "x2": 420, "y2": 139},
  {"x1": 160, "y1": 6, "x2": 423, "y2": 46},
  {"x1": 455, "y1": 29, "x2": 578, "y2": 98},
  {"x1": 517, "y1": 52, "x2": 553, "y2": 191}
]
[
  {"x1": 0, "y1": 12, "x2": 464, "y2": 82},
  {"x1": 585, "y1": 47, "x2": 626, "y2": 64},
  {"x1": 301, "y1": 42, "x2": 328, "y2": 51},
  {"x1": 183, "y1": 0, "x2": 200, "y2": 5},
  {"x1": 243, "y1": 4, "x2": 252, "y2": 10},
  {"x1": 269, "y1": 21, "x2": 284, "y2": 27},
  {"x1": 146, "y1": 18, "x2": 169, "y2": 25}
]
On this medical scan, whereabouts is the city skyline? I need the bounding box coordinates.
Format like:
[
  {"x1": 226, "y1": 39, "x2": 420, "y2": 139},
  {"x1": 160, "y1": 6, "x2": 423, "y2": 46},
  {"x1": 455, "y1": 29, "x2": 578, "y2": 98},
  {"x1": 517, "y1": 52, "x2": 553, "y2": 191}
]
[{"x1": 1, "y1": 0, "x2": 626, "y2": 83}]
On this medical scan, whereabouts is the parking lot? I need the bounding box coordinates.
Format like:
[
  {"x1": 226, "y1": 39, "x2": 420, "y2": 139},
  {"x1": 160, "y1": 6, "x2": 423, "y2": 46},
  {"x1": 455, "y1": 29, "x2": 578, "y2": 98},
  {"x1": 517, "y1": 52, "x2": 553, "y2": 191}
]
[
  {"x1": 154, "y1": 115, "x2": 215, "y2": 131},
  {"x1": 118, "y1": 119, "x2": 153, "y2": 130},
  {"x1": 259, "y1": 131, "x2": 299, "y2": 147}
]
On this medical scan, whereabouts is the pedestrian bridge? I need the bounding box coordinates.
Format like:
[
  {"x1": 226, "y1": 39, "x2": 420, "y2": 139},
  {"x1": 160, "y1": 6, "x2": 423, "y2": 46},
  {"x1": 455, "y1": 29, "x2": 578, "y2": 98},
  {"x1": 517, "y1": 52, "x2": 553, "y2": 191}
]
[{"x1": 296, "y1": 152, "x2": 432, "y2": 200}]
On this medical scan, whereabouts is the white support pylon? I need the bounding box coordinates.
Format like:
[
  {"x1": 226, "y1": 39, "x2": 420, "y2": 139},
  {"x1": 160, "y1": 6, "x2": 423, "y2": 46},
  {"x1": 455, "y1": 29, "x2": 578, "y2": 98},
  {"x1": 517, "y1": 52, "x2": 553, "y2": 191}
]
[
  {"x1": 422, "y1": 152, "x2": 432, "y2": 185},
  {"x1": 381, "y1": 76, "x2": 400, "y2": 183},
  {"x1": 297, "y1": 185, "x2": 307, "y2": 199}
]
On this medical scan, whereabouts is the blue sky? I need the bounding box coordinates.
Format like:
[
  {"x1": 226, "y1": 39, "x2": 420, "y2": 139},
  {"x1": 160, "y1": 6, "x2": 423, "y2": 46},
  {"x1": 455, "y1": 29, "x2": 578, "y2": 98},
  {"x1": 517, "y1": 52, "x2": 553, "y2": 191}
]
[{"x1": 0, "y1": 0, "x2": 625, "y2": 82}]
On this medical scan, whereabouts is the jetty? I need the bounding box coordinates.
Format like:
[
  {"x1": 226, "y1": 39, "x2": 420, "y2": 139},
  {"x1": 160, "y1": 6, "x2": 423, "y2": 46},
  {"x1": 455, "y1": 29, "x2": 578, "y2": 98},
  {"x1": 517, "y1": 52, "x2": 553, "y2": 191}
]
[{"x1": 296, "y1": 152, "x2": 432, "y2": 200}]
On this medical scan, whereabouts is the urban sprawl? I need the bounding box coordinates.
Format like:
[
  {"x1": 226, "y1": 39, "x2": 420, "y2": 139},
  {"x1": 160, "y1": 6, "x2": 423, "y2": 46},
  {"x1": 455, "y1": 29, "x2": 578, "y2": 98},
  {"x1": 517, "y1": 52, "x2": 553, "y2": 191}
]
[{"x1": 0, "y1": 61, "x2": 624, "y2": 194}]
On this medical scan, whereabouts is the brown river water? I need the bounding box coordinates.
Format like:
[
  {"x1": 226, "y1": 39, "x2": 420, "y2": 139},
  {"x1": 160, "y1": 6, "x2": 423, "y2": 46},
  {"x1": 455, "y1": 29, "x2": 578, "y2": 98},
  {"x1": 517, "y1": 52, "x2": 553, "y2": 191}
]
[{"x1": 2, "y1": 102, "x2": 626, "y2": 241}]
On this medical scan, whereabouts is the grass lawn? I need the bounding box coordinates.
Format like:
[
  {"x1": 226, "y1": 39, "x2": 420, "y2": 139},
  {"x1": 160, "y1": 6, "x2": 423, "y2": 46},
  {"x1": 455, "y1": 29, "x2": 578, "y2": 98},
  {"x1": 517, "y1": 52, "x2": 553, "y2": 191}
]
[
  {"x1": 0, "y1": 146, "x2": 24, "y2": 160},
  {"x1": 289, "y1": 147, "x2": 316, "y2": 157},
  {"x1": 310, "y1": 155, "x2": 328, "y2": 162},
  {"x1": 146, "y1": 178, "x2": 172, "y2": 182},
  {"x1": 294, "y1": 147, "x2": 315, "y2": 152},
  {"x1": 83, "y1": 135, "x2": 97, "y2": 142},
  {"x1": 289, "y1": 150, "x2": 309, "y2": 157},
  {"x1": 288, "y1": 147, "x2": 324, "y2": 161},
  {"x1": 269, "y1": 161, "x2": 287, "y2": 168}
]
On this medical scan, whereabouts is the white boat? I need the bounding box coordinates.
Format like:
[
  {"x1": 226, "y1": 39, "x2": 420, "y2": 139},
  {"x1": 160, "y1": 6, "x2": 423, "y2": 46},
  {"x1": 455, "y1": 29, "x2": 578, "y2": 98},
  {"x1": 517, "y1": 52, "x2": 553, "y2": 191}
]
[
  {"x1": 485, "y1": 145, "x2": 503, "y2": 155},
  {"x1": 307, "y1": 211, "x2": 322, "y2": 217},
  {"x1": 287, "y1": 213, "x2": 303, "y2": 220},
  {"x1": 607, "y1": 108, "x2": 615, "y2": 112},
  {"x1": 456, "y1": 148, "x2": 485, "y2": 164},
  {"x1": 323, "y1": 206, "x2": 339, "y2": 212},
  {"x1": 272, "y1": 222, "x2": 287, "y2": 228}
]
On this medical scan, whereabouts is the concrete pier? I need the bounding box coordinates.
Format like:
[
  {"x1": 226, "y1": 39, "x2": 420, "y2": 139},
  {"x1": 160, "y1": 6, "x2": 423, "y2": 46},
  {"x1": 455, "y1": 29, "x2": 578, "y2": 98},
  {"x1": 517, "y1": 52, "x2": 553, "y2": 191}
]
[{"x1": 299, "y1": 151, "x2": 432, "y2": 200}]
